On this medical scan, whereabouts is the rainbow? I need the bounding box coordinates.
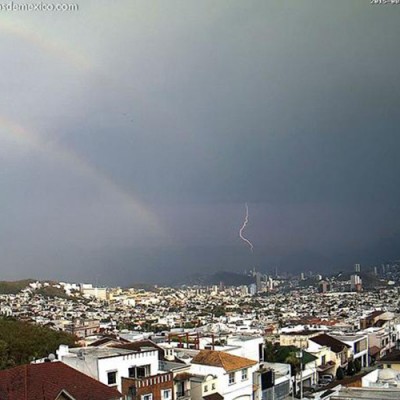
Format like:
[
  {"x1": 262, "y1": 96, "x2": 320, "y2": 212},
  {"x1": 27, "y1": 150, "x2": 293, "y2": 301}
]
[
  {"x1": 0, "y1": 115, "x2": 163, "y2": 234},
  {"x1": 0, "y1": 16, "x2": 91, "y2": 71},
  {"x1": 0, "y1": 14, "x2": 163, "y2": 233}
]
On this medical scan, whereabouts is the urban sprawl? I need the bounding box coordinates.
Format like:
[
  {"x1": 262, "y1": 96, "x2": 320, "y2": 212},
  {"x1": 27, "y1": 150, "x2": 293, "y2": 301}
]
[{"x1": 1, "y1": 262, "x2": 400, "y2": 399}]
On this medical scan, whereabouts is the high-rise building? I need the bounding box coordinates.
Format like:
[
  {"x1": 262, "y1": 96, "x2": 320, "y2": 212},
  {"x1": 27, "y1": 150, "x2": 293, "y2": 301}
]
[
  {"x1": 351, "y1": 274, "x2": 362, "y2": 292},
  {"x1": 355, "y1": 263, "x2": 361, "y2": 273},
  {"x1": 240, "y1": 285, "x2": 249, "y2": 296},
  {"x1": 319, "y1": 280, "x2": 331, "y2": 293},
  {"x1": 255, "y1": 272, "x2": 262, "y2": 292},
  {"x1": 249, "y1": 284, "x2": 257, "y2": 296}
]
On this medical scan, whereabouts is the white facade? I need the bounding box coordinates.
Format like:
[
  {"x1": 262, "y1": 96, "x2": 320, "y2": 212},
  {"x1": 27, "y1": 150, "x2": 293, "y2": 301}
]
[
  {"x1": 189, "y1": 362, "x2": 257, "y2": 400},
  {"x1": 331, "y1": 333, "x2": 369, "y2": 367},
  {"x1": 226, "y1": 336, "x2": 264, "y2": 362},
  {"x1": 81, "y1": 287, "x2": 108, "y2": 300},
  {"x1": 57, "y1": 345, "x2": 159, "y2": 392}
]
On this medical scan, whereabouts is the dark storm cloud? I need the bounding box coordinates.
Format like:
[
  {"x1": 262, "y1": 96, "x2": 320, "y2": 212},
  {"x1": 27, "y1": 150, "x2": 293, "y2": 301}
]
[{"x1": 0, "y1": 1, "x2": 399, "y2": 283}]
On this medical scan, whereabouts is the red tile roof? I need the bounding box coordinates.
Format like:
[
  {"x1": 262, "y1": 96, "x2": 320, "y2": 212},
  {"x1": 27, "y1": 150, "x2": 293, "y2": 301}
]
[
  {"x1": 0, "y1": 361, "x2": 122, "y2": 400},
  {"x1": 192, "y1": 350, "x2": 257, "y2": 372},
  {"x1": 203, "y1": 393, "x2": 224, "y2": 400}
]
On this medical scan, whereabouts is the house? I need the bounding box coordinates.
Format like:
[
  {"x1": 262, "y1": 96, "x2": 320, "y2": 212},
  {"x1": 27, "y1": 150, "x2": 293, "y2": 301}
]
[
  {"x1": 118, "y1": 341, "x2": 193, "y2": 400},
  {"x1": 377, "y1": 349, "x2": 400, "y2": 371},
  {"x1": 309, "y1": 334, "x2": 350, "y2": 376},
  {"x1": 64, "y1": 318, "x2": 100, "y2": 338},
  {"x1": 225, "y1": 336, "x2": 265, "y2": 362},
  {"x1": 330, "y1": 333, "x2": 369, "y2": 368},
  {"x1": 57, "y1": 344, "x2": 159, "y2": 392},
  {"x1": 190, "y1": 350, "x2": 258, "y2": 400},
  {"x1": 121, "y1": 372, "x2": 174, "y2": 400},
  {"x1": 280, "y1": 330, "x2": 322, "y2": 349},
  {"x1": 264, "y1": 343, "x2": 317, "y2": 395},
  {"x1": 0, "y1": 361, "x2": 122, "y2": 400},
  {"x1": 364, "y1": 327, "x2": 391, "y2": 361},
  {"x1": 360, "y1": 311, "x2": 386, "y2": 330},
  {"x1": 361, "y1": 311, "x2": 400, "y2": 357},
  {"x1": 87, "y1": 335, "x2": 131, "y2": 348},
  {"x1": 306, "y1": 339, "x2": 337, "y2": 378},
  {"x1": 255, "y1": 362, "x2": 292, "y2": 400}
]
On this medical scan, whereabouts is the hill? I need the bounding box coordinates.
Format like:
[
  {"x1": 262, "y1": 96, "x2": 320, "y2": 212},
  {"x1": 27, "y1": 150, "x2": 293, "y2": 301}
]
[
  {"x1": 334, "y1": 272, "x2": 387, "y2": 288},
  {"x1": 0, "y1": 317, "x2": 77, "y2": 369},
  {"x1": 0, "y1": 279, "x2": 35, "y2": 294},
  {"x1": 180, "y1": 271, "x2": 254, "y2": 286}
]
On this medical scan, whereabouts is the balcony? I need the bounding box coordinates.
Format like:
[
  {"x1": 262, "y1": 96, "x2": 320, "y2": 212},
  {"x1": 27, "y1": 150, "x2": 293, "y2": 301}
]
[
  {"x1": 176, "y1": 390, "x2": 191, "y2": 400},
  {"x1": 317, "y1": 361, "x2": 335, "y2": 373}
]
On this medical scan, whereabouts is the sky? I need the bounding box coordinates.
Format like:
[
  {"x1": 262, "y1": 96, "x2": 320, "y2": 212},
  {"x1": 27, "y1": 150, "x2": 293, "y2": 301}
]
[{"x1": 1, "y1": 0, "x2": 400, "y2": 285}]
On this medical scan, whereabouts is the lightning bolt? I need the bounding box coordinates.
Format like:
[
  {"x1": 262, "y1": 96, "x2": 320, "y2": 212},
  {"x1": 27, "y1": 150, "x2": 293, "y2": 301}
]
[{"x1": 239, "y1": 203, "x2": 254, "y2": 252}]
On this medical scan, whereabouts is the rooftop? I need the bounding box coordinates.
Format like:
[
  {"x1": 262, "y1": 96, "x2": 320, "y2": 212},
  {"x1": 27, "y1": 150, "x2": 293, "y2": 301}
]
[
  {"x1": 378, "y1": 349, "x2": 400, "y2": 363},
  {"x1": 66, "y1": 346, "x2": 154, "y2": 359},
  {"x1": 0, "y1": 362, "x2": 121, "y2": 400},
  {"x1": 191, "y1": 350, "x2": 257, "y2": 372},
  {"x1": 310, "y1": 334, "x2": 351, "y2": 353},
  {"x1": 332, "y1": 387, "x2": 400, "y2": 399}
]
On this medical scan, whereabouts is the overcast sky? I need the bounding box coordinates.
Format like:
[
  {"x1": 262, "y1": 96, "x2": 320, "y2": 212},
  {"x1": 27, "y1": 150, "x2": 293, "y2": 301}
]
[{"x1": 1, "y1": 1, "x2": 399, "y2": 284}]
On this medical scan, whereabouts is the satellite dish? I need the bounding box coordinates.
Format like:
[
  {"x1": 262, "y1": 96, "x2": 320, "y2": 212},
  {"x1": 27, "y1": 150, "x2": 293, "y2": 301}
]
[{"x1": 48, "y1": 353, "x2": 56, "y2": 361}]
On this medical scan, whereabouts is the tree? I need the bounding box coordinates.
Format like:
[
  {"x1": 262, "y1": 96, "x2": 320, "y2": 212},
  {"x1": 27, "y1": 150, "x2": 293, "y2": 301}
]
[
  {"x1": 347, "y1": 360, "x2": 355, "y2": 376},
  {"x1": 354, "y1": 359, "x2": 362, "y2": 373},
  {"x1": 0, "y1": 317, "x2": 77, "y2": 368},
  {"x1": 264, "y1": 341, "x2": 278, "y2": 362},
  {"x1": 285, "y1": 353, "x2": 300, "y2": 377},
  {"x1": 336, "y1": 367, "x2": 344, "y2": 380},
  {"x1": 213, "y1": 305, "x2": 226, "y2": 317},
  {"x1": 0, "y1": 340, "x2": 13, "y2": 370}
]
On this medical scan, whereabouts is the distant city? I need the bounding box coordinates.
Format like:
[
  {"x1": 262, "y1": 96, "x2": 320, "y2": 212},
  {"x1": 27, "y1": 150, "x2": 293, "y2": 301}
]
[{"x1": 1, "y1": 260, "x2": 400, "y2": 398}]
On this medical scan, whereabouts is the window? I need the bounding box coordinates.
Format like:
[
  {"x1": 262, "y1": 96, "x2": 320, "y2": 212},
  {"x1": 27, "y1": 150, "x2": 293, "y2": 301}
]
[
  {"x1": 241, "y1": 368, "x2": 248, "y2": 381},
  {"x1": 142, "y1": 394, "x2": 152, "y2": 400},
  {"x1": 107, "y1": 371, "x2": 117, "y2": 385},
  {"x1": 162, "y1": 390, "x2": 171, "y2": 399},
  {"x1": 321, "y1": 355, "x2": 326, "y2": 365},
  {"x1": 229, "y1": 372, "x2": 235, "y2": 385},
  {"x1": 129, "y1": 365, "x2": 151, "y2": 378},
  {"x1": 211, "y1": 383, "x2": 216, "y2": 390},
  {"x1": 204, "y1": 385, "x2": 208, "y2": 393}
]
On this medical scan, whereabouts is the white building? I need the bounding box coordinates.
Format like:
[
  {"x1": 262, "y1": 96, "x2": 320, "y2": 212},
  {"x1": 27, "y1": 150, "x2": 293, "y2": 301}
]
[
  {"x1": 56, "y1": 344, "x2": 159, "y2": 392},
  {"x1": 255, "y1": 362, "x2": 292, "y2": 400},
  {"x1": 225, "y1": 336, "x2": 265, "y2": 362},
  {"x1": 189, "y1": 350, "x2": 258, "y2": 400},
  {"x1": 330, "y1": 333, "x2": 369, "y2": 368},
  {"x1": 81, "y1": 286, "x2": 108, "y2": 300}
]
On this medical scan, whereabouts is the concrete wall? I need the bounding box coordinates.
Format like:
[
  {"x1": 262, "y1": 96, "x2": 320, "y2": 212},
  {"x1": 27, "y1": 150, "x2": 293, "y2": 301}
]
[{"x1": 98, "y1": 350, "x2": 159, "y2": 392}]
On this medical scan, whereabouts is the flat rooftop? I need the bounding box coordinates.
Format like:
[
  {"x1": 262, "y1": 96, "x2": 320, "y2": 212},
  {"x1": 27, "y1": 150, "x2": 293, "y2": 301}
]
[
  {"x1": 229, "y1": 335, "x2": 262, "y2": 341},
  {"x1": 331, "y1": 334, "x2": 366, "y2": 341},
  {"x1": 66, "y1": 347, "x2": 154, "y2": 359},
  {"x1": 332, "y1": 388, "x2": 400, "y2": 399}
]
